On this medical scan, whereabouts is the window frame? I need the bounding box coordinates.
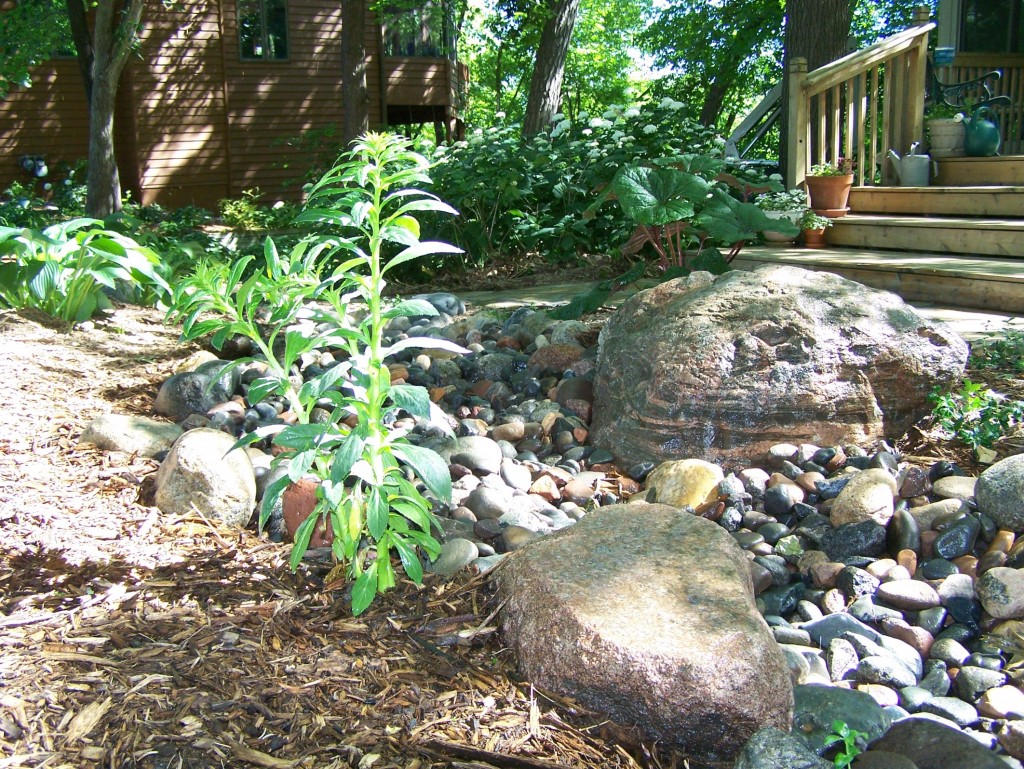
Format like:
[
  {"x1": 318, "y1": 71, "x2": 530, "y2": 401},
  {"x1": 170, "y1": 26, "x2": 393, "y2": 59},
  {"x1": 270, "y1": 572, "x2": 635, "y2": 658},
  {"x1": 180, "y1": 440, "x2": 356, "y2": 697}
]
[{"x1": 238, "y1": 0, "x2": 290, "y2": 62}]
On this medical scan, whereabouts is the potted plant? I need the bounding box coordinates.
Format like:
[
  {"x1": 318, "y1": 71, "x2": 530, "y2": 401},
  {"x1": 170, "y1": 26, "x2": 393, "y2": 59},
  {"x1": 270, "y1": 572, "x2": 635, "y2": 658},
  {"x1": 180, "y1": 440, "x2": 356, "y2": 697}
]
[
  {"x1": 925, "y1": 103, "x2": 966, "y2": 158},
  {"x1": 806, "y1": 159, "x2": 855, "y2": 217},
  {"x1": 800, "y1": 210, "x2": 833, "y2": 248},
  {"x1": 754, "y1": 189, "x2": 808, "y2": 243}
]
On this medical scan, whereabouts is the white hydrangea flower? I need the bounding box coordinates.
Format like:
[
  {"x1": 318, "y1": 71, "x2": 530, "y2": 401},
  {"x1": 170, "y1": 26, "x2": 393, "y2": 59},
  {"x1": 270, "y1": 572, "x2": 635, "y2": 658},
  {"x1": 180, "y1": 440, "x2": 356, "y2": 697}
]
[
  {"x1": 582, "y1": 128, "x2": 593, "y2": 136},
  {"x1": 659, "y1": 97, "x2": 675, "y2": 108},
  {"x1": 495, "y1": 111, "x2": 506, "y2": 119},
  {"x1": 612, "y1": 131, "x2": 625, "y2": 141},
  {"x1": 769, "y1": 173, "x2": 783, "y2": 182},
  {"x1": 667, "y1": 100, "x2": 684, "y2": 111},
  {"x1": 588, "y1": 149, "x2": 601, "y2": 158},
  {"x1": 714, "y1": 136, "x2": 726, "y2": 147},
  {"x1": 643, "y1": 124, "x2": 657, "y2": 134},
  {"x1": 624, "y1": 107, "x2": 641, "y2": 118},
  {"x1": 579, "y1": 111, "x2": 589, "y2": 121},
  {"x1": 473, "y1": 128, "x2": 483, "y2": 135},
  {"x1": 553, "y1": 113, "x2": 565, "y2": 122}
]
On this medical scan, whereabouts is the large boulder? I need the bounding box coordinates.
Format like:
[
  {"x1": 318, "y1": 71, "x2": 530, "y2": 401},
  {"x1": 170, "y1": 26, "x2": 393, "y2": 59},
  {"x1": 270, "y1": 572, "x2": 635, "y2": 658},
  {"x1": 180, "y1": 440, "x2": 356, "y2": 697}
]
[
  {"x1": 154, "y1": 428, "x2": 256, "y2": 527},
  {"x1": 495, "y1": 502, "x2": 793, "y2": 761},
  {"x1": 591, "y1": 266, "x2": 968, "y2": 469}
]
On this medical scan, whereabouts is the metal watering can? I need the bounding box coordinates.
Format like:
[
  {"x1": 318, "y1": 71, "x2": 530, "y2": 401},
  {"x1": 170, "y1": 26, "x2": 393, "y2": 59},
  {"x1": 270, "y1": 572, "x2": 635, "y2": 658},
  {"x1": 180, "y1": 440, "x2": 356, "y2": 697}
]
[
  {"x1": 964, "y1": 106, "x2": 1001, "y2": 157},
  {"x1": 889, "y1": 143, "x2": 936, "y2": 186}
]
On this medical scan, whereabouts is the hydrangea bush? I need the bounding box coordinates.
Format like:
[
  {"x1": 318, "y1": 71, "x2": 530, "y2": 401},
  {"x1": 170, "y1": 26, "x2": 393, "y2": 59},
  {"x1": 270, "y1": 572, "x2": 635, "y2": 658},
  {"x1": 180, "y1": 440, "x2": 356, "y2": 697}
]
[{"x1": 425, "y1": 99, "x2": 728, "y2": 264}]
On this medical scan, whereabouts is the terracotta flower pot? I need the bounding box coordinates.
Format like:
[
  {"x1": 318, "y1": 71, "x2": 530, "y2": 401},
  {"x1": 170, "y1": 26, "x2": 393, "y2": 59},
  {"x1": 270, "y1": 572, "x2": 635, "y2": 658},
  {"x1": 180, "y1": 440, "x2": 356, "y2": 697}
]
[
  {"x1": 282, "y1": 477, "x2": 333, "y2": 548},
  {"x1": 806, "y1": 174, "x2": 854, "y2": 217},
  {"x1": 802, "y1": 227, "x2": 828, "y2": 248}
]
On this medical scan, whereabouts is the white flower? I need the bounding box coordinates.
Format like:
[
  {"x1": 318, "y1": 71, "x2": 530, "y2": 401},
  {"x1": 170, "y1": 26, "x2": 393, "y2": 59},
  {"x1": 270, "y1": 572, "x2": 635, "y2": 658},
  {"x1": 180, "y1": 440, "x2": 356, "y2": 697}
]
[
  {"x1": 495, "y1": 111, "x2": 506, "y2": 119},
  {"x1": 643, "y1": 124, "x2": 657, "y2": 134},
  {"x1": 769, "y1": 173, "x2": 783, "y2": 182},
  {"x1": 588, "y1": 149, "x2": 601, "y2": 158},
  {"x1": 658, "y1": 97, "x2": 676, "y2": 109},
  {"x1": 624, "y1": 107, "x2": 641, "y2": 118},
  {"x1": 578, "y1": 111, "x2": 589, "y2": 121},
  {"x1": 553, "y1": 113, "x2": 564, "y2": 122},
  {"x1": 473, "y1": 128, "x2": 483, "y2": 135},
  {"x1": 582, "y1": 128, "x2": 593, "y2": 136},
  {"x1": 667, "y1": 99, "x2": 684, "y2": 111},
  {"x1": 612, "y1": 131, "x2": 625, "y2": 141},
  {"x1": 714, "y1": 136, "x2": 726, "y2": 147}
]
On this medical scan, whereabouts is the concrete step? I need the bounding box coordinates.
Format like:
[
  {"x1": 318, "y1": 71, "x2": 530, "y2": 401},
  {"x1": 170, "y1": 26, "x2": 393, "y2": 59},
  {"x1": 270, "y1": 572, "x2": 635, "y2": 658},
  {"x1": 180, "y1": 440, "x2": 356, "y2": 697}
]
[
  {"x1": 735, "y1": 245, "x2": 1024, "y2": 314},
  {"x1": 827, "y1": 214, "x2": 1024, "y2": 257},
  {"x1": 850, "y1": 186, "x2": 1024, "y2": 217}
]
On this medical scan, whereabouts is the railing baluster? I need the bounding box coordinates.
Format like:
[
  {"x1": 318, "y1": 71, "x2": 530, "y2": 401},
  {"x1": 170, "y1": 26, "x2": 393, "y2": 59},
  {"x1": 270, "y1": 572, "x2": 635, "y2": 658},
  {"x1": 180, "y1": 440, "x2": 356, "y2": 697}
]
[
  {"x1": 856, "y1": 71, "x2": 868, "y2": 185},
  {"x1": 870, "y1": 66, "x2": 880, "y2": 186}
]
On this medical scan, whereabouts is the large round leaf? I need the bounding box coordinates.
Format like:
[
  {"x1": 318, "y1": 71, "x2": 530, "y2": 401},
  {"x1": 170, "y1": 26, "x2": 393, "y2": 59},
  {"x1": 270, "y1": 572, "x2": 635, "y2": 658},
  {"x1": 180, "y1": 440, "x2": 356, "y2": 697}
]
[{"x1": 609, "y1": 166, "x2": 709, "y2": 226}]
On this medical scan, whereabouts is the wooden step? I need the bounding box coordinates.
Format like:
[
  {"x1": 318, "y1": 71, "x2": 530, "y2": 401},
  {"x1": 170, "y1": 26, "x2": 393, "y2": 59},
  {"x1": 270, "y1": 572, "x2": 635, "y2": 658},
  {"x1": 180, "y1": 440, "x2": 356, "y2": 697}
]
[
  {"x1": 735, "y1": 246, "x2": 1024, "y2": 314},
  {"x1": 850, "y1": 186, "x2": 1024, "y2": 217},
  {"x1": 827, "y1": 214, "x2": 1024, "y2": 257},
  {"x1": 933, "y1": 155, "x2": 1024, "y2": 186}
]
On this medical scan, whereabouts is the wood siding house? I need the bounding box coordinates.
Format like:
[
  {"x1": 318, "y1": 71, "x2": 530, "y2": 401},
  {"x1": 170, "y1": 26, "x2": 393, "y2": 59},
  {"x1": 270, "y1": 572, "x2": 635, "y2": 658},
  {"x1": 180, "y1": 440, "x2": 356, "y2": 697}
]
[{"x1": 0, "y1": 1, "x2": 467, "y2": 208}]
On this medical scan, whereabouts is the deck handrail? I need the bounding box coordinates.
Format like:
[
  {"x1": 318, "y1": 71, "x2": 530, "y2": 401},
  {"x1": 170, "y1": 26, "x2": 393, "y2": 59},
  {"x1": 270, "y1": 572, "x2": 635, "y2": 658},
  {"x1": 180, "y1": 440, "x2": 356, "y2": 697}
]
[{"x1": 786, "y1": 6, "x2": 935, "y2": 189}]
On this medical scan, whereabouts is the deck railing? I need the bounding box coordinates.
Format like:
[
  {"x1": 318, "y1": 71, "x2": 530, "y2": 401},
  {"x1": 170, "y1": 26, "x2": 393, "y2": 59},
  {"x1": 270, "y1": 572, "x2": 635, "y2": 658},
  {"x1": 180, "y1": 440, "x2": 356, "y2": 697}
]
[
  {"x1": 934, "y1": 53, "x2": 1024, "y2": 155},
  {"x1": 786, "y1": 8, "x2": 935, "y2": 188}
]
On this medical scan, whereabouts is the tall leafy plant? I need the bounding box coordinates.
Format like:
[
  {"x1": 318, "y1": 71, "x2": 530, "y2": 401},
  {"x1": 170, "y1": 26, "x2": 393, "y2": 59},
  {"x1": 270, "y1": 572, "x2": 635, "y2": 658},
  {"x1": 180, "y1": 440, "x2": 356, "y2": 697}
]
[{"x1": 169, "y1": 133, "x2": 465, "y2": 615}]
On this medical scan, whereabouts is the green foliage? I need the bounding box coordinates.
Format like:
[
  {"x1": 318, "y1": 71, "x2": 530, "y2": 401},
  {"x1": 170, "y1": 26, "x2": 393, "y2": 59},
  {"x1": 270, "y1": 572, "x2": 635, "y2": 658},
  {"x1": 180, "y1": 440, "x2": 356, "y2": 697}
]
[
  {"x1": 799, "y1": 211, "x2": 833, "y2": 230},
  {"x1": 0, "y1": 0, "x2": 73, "y2": 98},
  {"x1": 219, "y1": 189, "x2": 299, "y2": 231},
  {"x1": 823, "y1": 720, "x2": 867, "y2": 769},
  {"x1": 548, "y1": 260, "x2": 647, "y2": 320},
  {"x1": 591, "y1": 154, "x2": 796, "y2": 270},
  {"x1": 971, "y1": 329, "x2": 1024, "y2": 373},
  {"x1": 929, "y1": 380, "x2": 1024, "y2": 450},
  {"x1": 0, "y1": 218, "x2": 170, "y2": 322},
  {"x1": 427, "y1": 100, "x2": 727, "y2": 263},
  {"x1": 169, "y1": 132, "x2": 463, "y2": 616},
  {"x1": 809, "y1": 159, "x2": 856, "y2": 177}
]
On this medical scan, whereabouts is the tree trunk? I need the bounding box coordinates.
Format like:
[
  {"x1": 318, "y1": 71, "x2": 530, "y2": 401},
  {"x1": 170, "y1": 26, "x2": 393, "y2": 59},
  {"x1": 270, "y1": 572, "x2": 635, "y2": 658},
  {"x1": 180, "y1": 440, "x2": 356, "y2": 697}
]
[
  {"x1": 65, "y1": 0, "x2": 93, "y2": 103},
  {"x1": 780, "y1": 0, "x2": 851, "y2": 183},
  {"x1": 699, "y1": 80, "x2": 729, "y2": 128},
  {"x1": 522, "y1": 0, "x2": 582, "y2": 136},
  {"x1": 341, "y1": 0, "x2": 369, "y2": 145},
  {"x1": 85, "y1": 0, "x2": 145, "y2": 218}
]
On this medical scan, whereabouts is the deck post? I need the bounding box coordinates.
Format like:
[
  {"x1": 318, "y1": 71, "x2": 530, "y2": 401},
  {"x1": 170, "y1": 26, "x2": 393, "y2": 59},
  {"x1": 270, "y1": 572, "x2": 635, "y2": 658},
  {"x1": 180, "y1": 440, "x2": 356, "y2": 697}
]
[
  {"x1": 906, "y1": 6, "x2": 931, "y2": 152},
  {"x1": 786, "y1": 57, "x2": 809, "y2": 189}
]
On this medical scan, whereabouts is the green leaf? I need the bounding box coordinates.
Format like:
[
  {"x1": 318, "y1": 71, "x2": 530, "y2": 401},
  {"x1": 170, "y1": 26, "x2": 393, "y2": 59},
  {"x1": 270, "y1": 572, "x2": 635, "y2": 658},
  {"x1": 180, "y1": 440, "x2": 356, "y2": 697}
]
[
  {"x1": 330, "y1": 431, "x2": 365, "y2": 485},
  {"x1": 287, "y1": 449, "x2": 317, "y2": 482},
  {"x1": 289, "y1": 509, "x2": 320, "y2": 570},
  {"x1": 390, "y1": 384, "x2": 431, "y2": 419},
  {"x1": 366, "y1": 485, "x2": 388, "y2": 540},
  {"x1": 393, "y1": 535, "x2": 424, "y2": 584},
  {"x1": 392, "y1": 442, "x2": 452, "y2": 502},
  {"x1": 247, "y1": 375, "x2": 285, "y2": 404},
  {"x1": 383, "y1": 298, "x2": 438, "y2": 319},
  {"x1": 610, "y1": 166, "x2": 708, "y2": 226},
  {"x1": 259, "y1": 473, "x2": 291, "y2": 530},
  {"x1": 383, "y1": 241, "x2": 463, "y2": 274},
  {"x1": 381, "y1": 336, "x2": 469, "y2": 359},
  {"x1": 351, "y1": 561, "x2": 378, "y2": 616}
]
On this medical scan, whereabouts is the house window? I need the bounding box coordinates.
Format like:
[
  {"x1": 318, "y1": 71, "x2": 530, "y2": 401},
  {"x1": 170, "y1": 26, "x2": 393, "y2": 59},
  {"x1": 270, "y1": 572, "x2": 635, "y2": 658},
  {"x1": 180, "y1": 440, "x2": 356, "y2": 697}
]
[
  {"x1": 961, "y1": 0, "x2": 1024, "y2": 52},
  {"x1": 382, "y1": 1, "x2": 453, "y2": 58},
  {"x1": 239, "y1": 0, "x2": 288, "y2": 60}
]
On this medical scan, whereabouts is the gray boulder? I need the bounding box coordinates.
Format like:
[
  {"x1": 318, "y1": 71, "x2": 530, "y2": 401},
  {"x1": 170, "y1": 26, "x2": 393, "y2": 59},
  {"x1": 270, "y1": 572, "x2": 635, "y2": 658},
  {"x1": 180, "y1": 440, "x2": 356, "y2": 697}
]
[
  {"x1": 869, "y1": 715, "x2": 1009, "y2": 768},
  {"x1": 976, "y1": 454, "x2": 1024, "y2": 532},
  {"x1": 154, "y1": 428, "x2": 256, "y2": 527},
  {"x1": 591, "y1": 266, "x2": 967, "y2": 469},
  {"x1": 154, "y1": 371, "x2": 221, "y2": 421},
  {"x1": 79, "y1": 414, "x2": 182, "y2": 458},
  {"x1": 495, "y1": 502, "x2": 793, "y2": 761},
  {"x1": 792, "y1": 684, "x2": 891, "y2": 755}
]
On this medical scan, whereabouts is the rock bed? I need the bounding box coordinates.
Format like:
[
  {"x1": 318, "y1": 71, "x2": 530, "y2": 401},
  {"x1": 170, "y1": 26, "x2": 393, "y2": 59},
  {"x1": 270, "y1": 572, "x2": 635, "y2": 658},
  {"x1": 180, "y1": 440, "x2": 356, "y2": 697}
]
[{"x1": 88, "y1": 294, "x2": 1024, "y2": 767}]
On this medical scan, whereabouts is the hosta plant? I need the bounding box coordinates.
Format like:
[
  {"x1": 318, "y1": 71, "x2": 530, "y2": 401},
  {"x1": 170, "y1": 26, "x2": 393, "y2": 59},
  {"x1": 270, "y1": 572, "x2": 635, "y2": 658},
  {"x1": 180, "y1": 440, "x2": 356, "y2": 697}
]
[
  {"x1": 169, "y1": 133, "x2": 464, "y2": 615},
  {"x1": 0, "y1": 218, "x2": 170, "y2": 322}
]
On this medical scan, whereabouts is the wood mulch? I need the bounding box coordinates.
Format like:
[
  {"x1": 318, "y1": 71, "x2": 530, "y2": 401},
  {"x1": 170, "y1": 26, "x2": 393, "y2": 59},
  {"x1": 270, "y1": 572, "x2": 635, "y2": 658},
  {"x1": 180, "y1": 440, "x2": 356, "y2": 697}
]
[
  {"x1": 0, "y1": 306, "x2": 693, "y2": 769},
  {"x1": 1, "y1": 299, "x2": 1020, "y2": 769}
]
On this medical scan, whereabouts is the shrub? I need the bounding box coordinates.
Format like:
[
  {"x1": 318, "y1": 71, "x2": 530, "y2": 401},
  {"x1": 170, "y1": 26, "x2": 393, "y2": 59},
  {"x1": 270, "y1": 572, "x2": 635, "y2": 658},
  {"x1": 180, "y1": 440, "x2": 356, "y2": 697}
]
[
  {"x1": 929, "y1": 379, "x2": 1024, "y2": 450},
  {"x1": 425, "y1": 99, "x2": 734, "y2": 263}
]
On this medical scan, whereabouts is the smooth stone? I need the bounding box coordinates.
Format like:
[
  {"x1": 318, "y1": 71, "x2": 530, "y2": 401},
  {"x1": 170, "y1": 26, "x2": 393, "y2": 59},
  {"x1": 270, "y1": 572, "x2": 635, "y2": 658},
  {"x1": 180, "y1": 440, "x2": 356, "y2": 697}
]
[
  {"x1": 918, "y1": 696, "x2": 978, "y2": 727},
  {"x1": 920, "y1": 558, "x2": 959, "y2": 579},
  {"x1": 501, "y1": 525, "x2": 543, "y2": 551},
  {"x1": 936, "y1": 573, "x2": 976, "y2": 605},
  {"x1": 499, "y1": 459, "x2": 533, "y2": 492},
  {"x1": 760, "y1": 583, "x2": 806, "y2": 617},
  {"x1": 977, "y1": 567, "x2": 1024, "y2": 619},
  {"x1": 909, "y1": 498, "x2": 969, "y2": 532},
  {"x1": 79, "y1": 414, "x2": 183, "y2": 458},
  {"x1": 976, "y1": 455, "x2": 1024, "y2": 532},
  {"x1": 733, "y1": 727, "x2": 832, "y2": 769},
  {"x1": 931, "y1": 637, "x2": 972, "y2": 668},
  {"x1": 849, "y1": 750, "x2": 919, "y2": 769},
  {"x1": 849, "y1": 595, "x2": 904, "y2": 624},
  {"x1": 899, "y1": 685, "x2": 934, "y2": 712},
  {"x1": 836, "y1": 566, "x2": 880, "y2": 599},
  {"x1": 857, "y1": 683, "x2": 900, "y2": 708},
  {"x1": 431, "y1": 538, "x2": 480, "y2": 576},
  {"x1": 932, "y1": 515, "x2": 981, "y2": 560},
  {"x1": 463, "y1": 485, "x2": 514, "y2": 521},
  {"x1": 445, "y1": 435, "x2": 504, "y2": 474},
  {"x1": 999, "y1": 720, "x2": 1024, "y2": 762},
  {"x1": 932, "y1": 474, "x2": 977, "y2": 502},
  {"x1": 803, "y1": 613, "x2": 881, "y2": 647},
  {"x1": 764, "y1": 482, "x2": 805, "y2": 516},
  {"x1": 857, "y1": 656, "x2": 918, "y2": 689},
  {"x1": 870, "y1": 716, "x2": 1008, "y2": 769},
  {"x1": 875, "y1": 579, "x2": 941, "y2": 611},
  {"x1": 888, "y1": 507, "x2": 922, "y2": 556},
  {"x1": 979, "y1": 685, "x2": 1024, "y2": 719},
  {"x1": 918, "y1": 660, "x2": 951, "y2": 697},
  {"x1": 827, "y1": 637, "x2": 860, "y2": 682},
  {"x1": 644, "y1": 459, "x2": 724, "y2": 508},
  {"x1": 154, "y1": 371, "x2": 222, "y2": 421},
  {"x1": 773, "y1": 626, "x2": 813, "y2": 646},
  {"x1": 953, "y1": 666, "x2": 1008, "y2": 703},
  {"x1": 815, "y1": 475, "x2": 852, "y2": 500},
  {"x1": 791, "y1": 683, "x2": 891, "y2": 754},
  {"x1": 831, "y1": 469, "x2": 899, "y2": 527}
]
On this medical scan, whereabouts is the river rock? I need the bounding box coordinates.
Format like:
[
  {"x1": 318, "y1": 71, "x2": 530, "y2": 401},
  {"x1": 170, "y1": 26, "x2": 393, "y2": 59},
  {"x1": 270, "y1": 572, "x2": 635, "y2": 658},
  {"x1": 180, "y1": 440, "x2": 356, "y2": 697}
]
[
  {"x1": 154, "y1": 371, "x2": 223, "y2": 421},
  {"x1": 830, "y1": 468, "x2": 898, "y2": 527},
  {"x1": 976, "y1": 455, "x2": 1024, "y2": 532},
  {"x1": 590, "y1": 266, "x2": 967, "y2": 469},
  {"x1": 79, "y1": 413, "x2": 182, "y2": 458},
  {"x1": 870, "y1": 716, "x2": 1009, "y2": 768},
  {"x1": 154, "y1": 428, "x2": 256, "y2": 527},
  {"x1": 791, "y1": 684, "x2": 890, "y2": 754},
  {"x1": 644, "y1": 459, "x2": 724, "y2": 508},
  {"x1": 977, "y1": 567, "x2": 1024, "y2": 619},
  {"x1": 495, "y1": 503, "x2": 792, "y2": 760},
  {"x1": 734, "y1": 727, "x2": 833, "y2": 769}
]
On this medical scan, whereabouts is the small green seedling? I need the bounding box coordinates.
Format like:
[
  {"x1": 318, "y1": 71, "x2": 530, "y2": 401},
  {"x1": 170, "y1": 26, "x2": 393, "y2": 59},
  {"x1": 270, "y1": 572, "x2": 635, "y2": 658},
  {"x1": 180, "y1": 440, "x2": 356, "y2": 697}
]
[{"x1": 823, "y1": 719, "x2": 867, "y2": 768}]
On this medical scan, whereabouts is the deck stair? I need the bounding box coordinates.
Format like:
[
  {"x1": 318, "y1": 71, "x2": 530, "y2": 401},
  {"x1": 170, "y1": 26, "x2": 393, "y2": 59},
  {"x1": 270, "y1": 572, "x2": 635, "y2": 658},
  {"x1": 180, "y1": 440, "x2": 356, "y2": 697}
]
[{"x1": 736, "y1": 177, "x2": 1024, "y2": 315}]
